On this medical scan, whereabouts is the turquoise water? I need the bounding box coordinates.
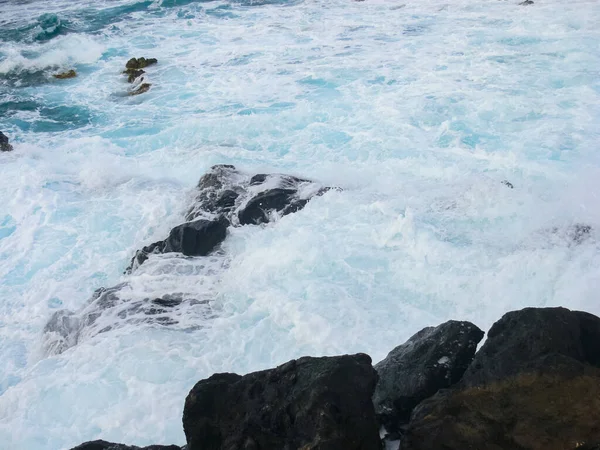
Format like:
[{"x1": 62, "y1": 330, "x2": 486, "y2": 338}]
[{"x1": 1, "y1": 0, "x2": 600, "y2": 448}]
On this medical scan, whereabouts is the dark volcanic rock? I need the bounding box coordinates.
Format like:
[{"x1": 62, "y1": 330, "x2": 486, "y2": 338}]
[
  {"x1": 0, "y1": 132, "x2": 14, "y2": 152},
  {"x1": 461, "y1": 307, "x2": 600, "y2": 386},
  {"x1": 53, "y1": 69, "x2": 77, "y2": 79},
  {"x1": 402, "y1": 307, "x2": 600, "y2": 450},
  {"x1": 373, "y1": 320, "x2": 483, "y2": 432},
  {"x1": 501, "y1": 179, "x2": 514, "y2": 188},
  {"x1": 70, "y1": 440, "x2": 180, "y2": 450},
  {"x1": 519, "y1": 0, "x2": 534, "y2": 5},
  {"x1": 182, "y1": 354, "x2": 381, "y2": 450},
  {"x1": 127, "y1": 219, "x2": 227, "y2": 273},
  {"x1": 125, "y1": 69, "x2": 145, "y2": 83},
  {"x1": 238, "y1": 188, "x2": 309, "y2": 225},
  {"x1": 129, "y1": 83, "x2": 151, "y2": 96},
  {"x1": 125, "y1": 57, "x2": 158, "y2": 70},
  {"x1": 186, "y1": 164, "x2": 335, "y2": 227}
]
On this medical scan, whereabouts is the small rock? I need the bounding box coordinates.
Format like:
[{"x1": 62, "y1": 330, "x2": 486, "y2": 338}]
[
  {"x1": 53, "y1": 69, "x2": 77, "y2": 79},
  {"x1": 70, "y1": 439, "x2": 180, "y2": 450},
  {"x1": 519, "y1": 0, "x2": 534, "y2": 4},
  {"x1": 182, "y1": 354, "x2": 381, "y2": 450},
  {"x1": 0, "y1": 132, "x2": 14, "y2": 152},
  {"x1": 125, "y1": 57, "x2": 158, "y2": 70},
  {"x1": 129, "y1": 83, "x2": 151, "y2": 96},
  {"x1": 373, "y1": 321, "x2": 484, "y2": 432},
  {"x1": 501, "y1": 180, "x2": 514, "y2": 188}
]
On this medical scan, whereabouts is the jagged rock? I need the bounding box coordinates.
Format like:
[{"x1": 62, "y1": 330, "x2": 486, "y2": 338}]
[
  {"x1": 519, "y1": 0, "x2": 534, "y2": 5},
  {"x1": 402, "y1": 307, "x2": 600, "y2": 450},
  {"x1": 183, "y1": 353, "x2": 380, "y2": 450},
  {"x1": 129, "y1": 83, "x2": 151, "y2": 96},
  {"x1": 0, "y1": 132, "x2": 14, "y2": 152},
  {"x1": 70, "y1": 440, "x2": 180, "y2": 450},
  {"x1": 125, "y1": 69, "x2": 145, "y2": 83},
  {"x1": 501, "y1": 180, "x2": 514, "y2": 188},
  {"x1": 461, "y1": 307, "x2": 600, "y2": 387},
  {"x1": 373, "y1": 321, "x2": 483, "y2": 433},
  {"x1": 53, "y1": 69, "x2": 77, "y2": 79},
  {"x1": 125, "y1": 57, "x2": 158, "y2": 70},
  {"x1": 186, "y1": 165, "x2": 335, "y2": 226},
  {"x1": 126, "y1": 218, "x2": 228, "y2": 273}
]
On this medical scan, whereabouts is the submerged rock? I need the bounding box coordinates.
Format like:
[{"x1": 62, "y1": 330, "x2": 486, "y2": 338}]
[
  {"x1": 0, "y1": 132, "x2": 14, "y2": 152},
  {"x1": 519, "y1": 0, "x2": 534, "y2": 4},
  {"x1": 125, "y1": 57, "x2": 158, "y2": 70},
  {"x1": 43, "y1": 284, "x2": 210, "y2": 355},
  {"x1": 125, "y1": 68, "x2": 145, "y2": 83},
  {"x1": 126, "y1": 218, "x2": 228, "y2": 273},
  {"x1": 402, "y1": 307, "x2": 600, "y2": 450},
  {"x1": 501, "y1": 179, "x2": 514, "y2": 188},
  {"x1": 183, "y1": 353, "x2": 380, "y2": 450},
  {"x1": 373, "y1": 321, "x2": 484, "y2": 433},
  {"x1": 129, "y1": 83, "x2": 151, "y2": 96},
  {"x1": 53, "y1": 69, "x2": 77, "y2": 79},
  {"x1": 70, "y1": 440, "x2": 180, "y2": 450}
]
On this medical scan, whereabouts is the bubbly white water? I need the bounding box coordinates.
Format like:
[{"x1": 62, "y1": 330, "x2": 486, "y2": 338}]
[{"x1": 0, "y1": 0, "x2": 599, "y2": 447}]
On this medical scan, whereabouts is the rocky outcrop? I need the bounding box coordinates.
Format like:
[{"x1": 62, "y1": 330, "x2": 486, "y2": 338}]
[
  {"x1": 43, "y1": 166, "x2": 333, "y2": 354},
  {"x1": 126, "y1": 57, "x2": 158, "y2": 70},
  {"x1": 70, "y1": 440, "x2": 180, "y2": 450},
  {"x1": 66, "y1": 307, "x2": 600, "y2": 450},
  {"x1": 123, "y1": 57, "x2": 157, "y2": 85},
  {"x1": 402, "y1": 307, "x2": 600, "y2": 450},
  {"x1": 182, "y1": 354, "x2": 381, "y2": 450},
  {"x1": 128, "y1": 165, "x2": 332, "y2": 272},
  {"x1": 185, "y1": 164, "x2": 333, "y2": 226},
  {"x1": 373, "y1": 320, "x2": 483, "y2": 433},
  {"x1": 129, "y1": 83, "x2": 151, "y2": 96},
  {"x1": 0, "y1": 132, "x2": 14, "y2": 152},
  {"x1": 460, "y1": 307, "x2": 600, "y2": 386},
  {"x1": 53, "y1": 70, "x2": 77, "y2": 79},
  {"x1": 126, "y1": 218, "x2": 228, "y2": 273}
]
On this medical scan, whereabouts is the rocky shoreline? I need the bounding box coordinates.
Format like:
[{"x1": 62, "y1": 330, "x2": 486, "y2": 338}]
[{"x1": 70, "y1": 305, "x2": 600, "y2": 450}]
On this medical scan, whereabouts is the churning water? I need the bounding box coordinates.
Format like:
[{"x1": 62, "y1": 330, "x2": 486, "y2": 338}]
[{"x1": 0, "y1": 0, "x2": 599, "y2": 447}]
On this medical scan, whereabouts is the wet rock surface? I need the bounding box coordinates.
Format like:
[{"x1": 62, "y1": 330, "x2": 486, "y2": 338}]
[
  {"x1": 373, "y1": 320, "x2": 483, "y2": 433},
  {"x1": 402, "y1": 307, "x2": 600, "y2": 450},
  {"x1": 67, "y1": 307, "x2": 600, "y2": 450},
  {"x1": 126, "y1": 218, "x2": 228, "y2": 273},
  {"x1": 129, "y1": 82, "x2": 151, "y2": 96},
  {"x1": 0, "y1": 131, "x2": 14, "y2": 152},
  {"x1": 53, "y1": 69, "x2": 77, "y2": 79},
  {"x1": 43, "y1": 166, "x2": 334, "y2": 354},
  {"x1": 183, "y1": 354, "x2": 381, "y2": 450}
]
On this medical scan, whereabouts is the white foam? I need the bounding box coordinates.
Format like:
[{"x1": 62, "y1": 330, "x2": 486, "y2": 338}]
[{"x1": 0, "y1": 0, "x2": 599, "y2": 448}]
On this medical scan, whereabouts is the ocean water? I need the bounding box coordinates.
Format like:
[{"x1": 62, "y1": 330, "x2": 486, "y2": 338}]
[{"x1": 0, "y1": 0, "x2": 599, "y2": 447}]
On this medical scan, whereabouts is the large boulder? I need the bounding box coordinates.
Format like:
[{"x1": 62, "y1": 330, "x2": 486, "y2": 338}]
[
  {"x1": 461, "y1": 307, "x2": 600, "y2": 387},
  {"x1": 402, "y1": 307, "x2": 600, "y2": 450},
  {"x1": 127, "y1": 219, "x2": 228, "y2": 273},
  {"x1": 70, "y1": 440, "x2": 179, "y2": 450},
  {"x1": 373, "y1": 321, "x2": 483, "y2": 433},
  {"x1": 182, "y1": 354, "x2": 381, "y2": 450},
  {"x1": 0, "y1": 132, "x2": 14, "y2": 152}
]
